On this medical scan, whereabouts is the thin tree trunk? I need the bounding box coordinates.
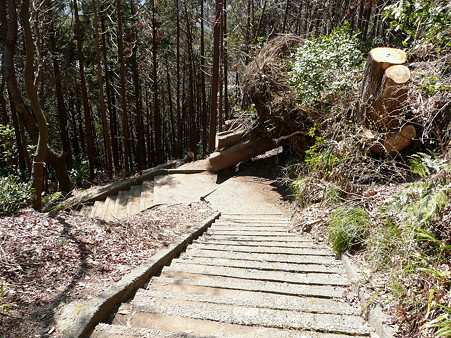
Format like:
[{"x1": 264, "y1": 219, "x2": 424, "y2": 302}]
[
  {"x1": 282, "y1": 0, "x2": 290, "y2": 33},
  {"x1": 117, "y1": 0, "x2": 133, "y2": 172},
  {"x1": 93, "y1": 0, "x2": 113, "y2": 177},
  {"x1": 130, "y1": 0, "x2": 145, "y2": 170},
  {"x1": 209, "y1": 0, "x2": 222, "y2": 152},
  {"x1": 200, "y1": 0, "x2": 207, "y2": 156},
  {"x1": 73, "y1": 0, "x2": 96, "y2": 178},
  {"x1": 176, "y1": 0, "x2": 182, "y2": 158},
  {"x1": 21, "y1": 0, "x2": 48, "y2": 209},
  {"x1": 3, "y1": 0, "x2": 72, "y2": 192},
  {"x1": 223, "y1": 0, "x2": 229, "y2": 121},
  {"x1": 151, "y1": 0, "x2": 162, "y2": 164}
]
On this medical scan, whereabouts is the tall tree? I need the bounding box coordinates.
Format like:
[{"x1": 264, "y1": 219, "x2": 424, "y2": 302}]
[
  {"x1": 117, "y1": 0, "x2": 133, "y2": 172},
  {"x1": 209, "y1": 0, "x2": 222, "y2": 152},
  {"x1": 73, "y1": 0, "x2": 96, "y2": 178},
  {"x1": 93, "y1": 0, "x2": 113, "y2": 177}
]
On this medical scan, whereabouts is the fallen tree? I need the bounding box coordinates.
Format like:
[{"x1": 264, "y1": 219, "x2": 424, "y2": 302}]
[{"x1": 208, "y1": 34, "x2": 313, "y2": 171}]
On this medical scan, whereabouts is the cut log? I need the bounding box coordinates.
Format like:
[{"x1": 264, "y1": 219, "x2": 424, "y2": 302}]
[
  {"x1": 369, "y1": 124, "x2": 416, "y2": 157},
  {"x1": 358, "y1": 47, "x2": 408, "y2": 126},
  {"x1": 209, "y1": 137, "x2": 276, "y2": 172},
  {"x1": 369, "y1": 65, "x2": 411, "y2": 130},
  {"x1": 215, "y1": 128, "x2": 246, "y2": 149},
  {"x1": 224, "y1": 119, "x2": 242, "y2": 131}
]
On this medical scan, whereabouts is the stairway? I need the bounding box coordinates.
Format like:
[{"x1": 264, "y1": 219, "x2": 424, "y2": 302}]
[
  {"x1": 80, "y1": 180, "x2": 155, "y2": 222},
  {"x1": 91, "y1": 214, "x2": 371, "y2": 337}
]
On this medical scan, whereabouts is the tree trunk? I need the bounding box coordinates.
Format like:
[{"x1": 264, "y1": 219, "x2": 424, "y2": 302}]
[
  {"x1": 73, "y1": 0, "x2": 96, "y2": 179},
  {"x1": 117, "y1": 0, "x2": 133, "y2": 172},
  {"x1": 209, "y1": 137, "x2": 276, "y2": 172},
  {"x1": 93, "y1": 0, "x2": 113, "y2": 177},
  {"x1": 209, "y1": 0, "x2": 222, "y2": 152},
  {"x1": 369, "y1": 125, "x2": 417, "y2": 157},
  {"x1": 215, "y1": 128, "x2": 246, "y2": 149},
  {"x1": 370, "y1": 65, "x2": 410, "y2": 130},
  {"x1": 21, "y1": 0, "x2": 48, "y2": 210},
  {"x1": 357, "y1": 47, "x2": 408, "y2": 126},
  {"x1": 200, "y1": 0, "x2": 207, "y2": 156},
  {"x1": 3, "y1": 0, "x2": 72, "y2": 193},
  {"x1": 151, "y1": 0, "x2": 162, "y2": 164}
]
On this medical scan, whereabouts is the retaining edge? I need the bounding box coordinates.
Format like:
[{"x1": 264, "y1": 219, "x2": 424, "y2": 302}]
[
  {"x1": 61, "y1": 211, "x2": 221, "y2": 338},
  {"x1": 341, "y1": 254, "x2": 397, "y2": 338}
]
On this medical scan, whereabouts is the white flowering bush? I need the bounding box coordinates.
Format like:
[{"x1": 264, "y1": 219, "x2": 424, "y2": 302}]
[{"x1": 290, "y1": 24, "x2": 363, "y2": 103}]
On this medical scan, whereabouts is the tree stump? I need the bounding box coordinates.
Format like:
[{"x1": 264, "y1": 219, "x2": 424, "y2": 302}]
[
  {"x1": 358, "y1": 47, "x2": 408, "y2": 127},
  {"x1": 358, "y1": 47, "x2": 415, "y2": 156}
]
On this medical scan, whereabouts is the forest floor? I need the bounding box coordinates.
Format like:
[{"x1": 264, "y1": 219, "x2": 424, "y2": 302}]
[{"x1": 0, "y1": 202, "x2": 213, "y2": 337}]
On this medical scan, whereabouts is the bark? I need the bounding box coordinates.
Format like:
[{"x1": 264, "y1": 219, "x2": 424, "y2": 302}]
[
  {"x1": 74, "y1": 0, "x2": 96, "y2": 178},
  {"x1": 200, "y1": 0, "x2": 207, "y2": 156},
  {"x1": 130, "y1": 0, "x2": 145, "y2": 171},
  {"x1": 369, "y1": 125, "x2": 417, "y2": 157},
  {"x1": 209, "y1": 137, "x2": 276, "y2": 172},
  {"x1": 117, "y1": 0, "x2": 133, "y2": 172},
  {"x1": 215, "y1": 128, "x2": 246, "y2": 149},
  {"x1": 93, "y1": 0, "x2": 113, "y2": 177},
  {"x1": 209, "y1": 0, "x2": 222, "y2": 152},
  {"x1": 21, "y1": 0, "x2": 48, "y2": 210},
  {"x1": 3, "y1": 0, "x2": 72, "y2": 192},
  {"x1": 357, "y1": 47, "x2": 408, "y2": 126},
  {"x1": 151, "y1": 0, "x2": 162, "y2": 164},
  {"x1": 370, "y1": 65, "x2": 410, "y2": 130}
]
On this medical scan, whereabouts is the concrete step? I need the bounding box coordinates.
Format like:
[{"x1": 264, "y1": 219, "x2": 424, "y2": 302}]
[
  {"x1": 90, "y1": 200, "x2": 104, "y2": 218},
  {"x1": 189, "y1": 242, "x2": 334, "y2": 256},
  {"x1": 114, "y1": 190, "x2": 129, "y2": 219},
  {"x1": 139, "y1": 288, "x2": 359, "y2": 316},
  {"x1": 114, "y1": 298, "x2": 370, "y2": 336},
  {"x1": 194, "y1": 237, "x2": 326, "y2": 249},
  {"x1": 91, "y1": 323, "x2": 209, "y2": 337},
  {"x1": 112, "y1": 308, "x2": 361, "y2": 338},
  {"x1": 125, "y1": 185, "x2": 142, "y2": 217},
  {"x1": 80, "y1": 205, "x2": 93, "y2": 217},
  {"x1": 140, "y1": 180, "x2": 155, "y2": 211},
  {"x1": 203, "y1": 230, "x2": 311, "y2": 242},
  {"x1": 176, "y1": 255, "x2": 343, "y2": 274},
  {"x1": 183, "y1": 247, "x2": 338, "y2": 265},
  {"x1": 163, "y1": 262, "x2": 349, "y2": 286},
  {"x1": 210, "y1": 225, "x2": 290, "y2": 232},
  {"x1": 150, "y1": 274, "x2": 346, "y2": 299},
  {"x1": 101, "y1": 194, "x2": 118, "y2": 221}
]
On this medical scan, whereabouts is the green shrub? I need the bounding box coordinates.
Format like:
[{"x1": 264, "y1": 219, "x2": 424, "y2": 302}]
[
  {"x1": 328, "y1": 206, "x2": 371, "y2": 255},
  {"x1": 290, "y1": 23, "x2": 363, "y2": 103},
  {"x1": 0, "y1": 176, "x2": 33, "y2": 212},
  {"x1": 383, "y1": 0, "x2": 451, "y2": 49},
  {"x1": 70, "y1": 160, "x2": 91, "y2": 187}
]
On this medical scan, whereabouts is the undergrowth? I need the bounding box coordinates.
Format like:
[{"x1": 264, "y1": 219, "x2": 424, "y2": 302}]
[{"x1": 285, "y1": 22, "x2": 450, "y2": 336}]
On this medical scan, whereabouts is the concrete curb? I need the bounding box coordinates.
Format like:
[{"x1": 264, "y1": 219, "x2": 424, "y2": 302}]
[
  {"x1": 341, "y1": 254, "x2": 397, "y2": 338},
  {"x1": 61, "y1": 211, "x2": 221, "y2": 338}
]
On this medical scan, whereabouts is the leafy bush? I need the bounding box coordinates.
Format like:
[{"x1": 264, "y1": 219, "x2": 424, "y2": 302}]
[
  {"x1": 290, "y1": 23, "x2": 363, "y2": 102},
  {"x1": 0, "y1": 124, "x2": 16, "y2": 175},
  {"x1": 70, "y1": 160, "x2": 91, "y2": 188},
  {"x1": 383, "y1": 0, "x2": 451, "y2": 49},
  {"x1": 328, "y1": 206, "x2": 371, "y2": 255},
  {"x1": 0, "y1": 176, "x2": 33, "y2": 213}
]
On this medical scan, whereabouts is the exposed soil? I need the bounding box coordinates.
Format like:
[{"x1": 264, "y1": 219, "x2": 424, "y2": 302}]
[{"x1": 0, "y1": 202, "x2": 213, "y2": 337}]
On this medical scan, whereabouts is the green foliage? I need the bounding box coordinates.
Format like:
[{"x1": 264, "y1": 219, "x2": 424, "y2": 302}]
[
  {"x1": 409, "y1": 151, "x2": 451, "y2": 177},
  {"x1": 290, "y1": 23, "x2": 363, "y2": 102},
  {"x1": 305, "y1": 137, "x2": 344, "y2": 173},
  {"x1": 0, "y1": 279, "x2": 13, "y2": 315},
  {"x1": 70, "y1": 160, "x2": 91, "y2": 188},
  {"x1": 383, "y1": 0, "x2": 451, "y2": 49},
  {"x1": 328, "y1": 206, "x2": 371, "y2": 255},
  {"x1": 382, "y1": 181, "x2": 450, "y2": 226},
  {"x1": 423, "y1": 304, "x2": 451, "y2": 336},
  {"x1": 0, "y1": 124, "x2": 16, "y2": 175},
  {"x1": 0, "y1": 176, "x2": 33, "y2": 213}
]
